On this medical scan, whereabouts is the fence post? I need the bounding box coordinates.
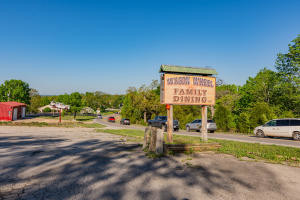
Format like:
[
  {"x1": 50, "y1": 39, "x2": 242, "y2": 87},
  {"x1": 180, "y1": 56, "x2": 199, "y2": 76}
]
[
  {"x1": 143, "y1": 127, "x2": 151, "y2": 149},
  {"x1": 156, "y1": 129, "x2": 164, "y2": 154},
  {"x1": 149, "y1": 127, "x2": 157, "y2": 152}
]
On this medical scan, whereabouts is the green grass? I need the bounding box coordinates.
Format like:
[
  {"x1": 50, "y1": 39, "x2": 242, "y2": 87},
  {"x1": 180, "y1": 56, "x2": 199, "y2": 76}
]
[
  {"x1": 0, "y1": 121, "x2": 105, "y2": 128},
  {"x1": 98, "y1": 129, "x2": 145, "y2": 139},
  {"x1": 97, "y1": 128, "x2": 300, "y2": 166},
  {"x1": 39, "y1": 115, "x2": 96, "y2": 121},
  {"x1": 79, "y1": 123, "x2": 105, "y2": 128},
  {"x1": 213, "y1": 139, "x2": 300, "y2": 165}
]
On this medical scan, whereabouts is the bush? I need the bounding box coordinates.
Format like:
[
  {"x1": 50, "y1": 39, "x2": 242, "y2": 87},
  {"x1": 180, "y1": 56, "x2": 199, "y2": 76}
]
[
  {"x1": 214, "y1": 104, "x2": 235, "y2": 131},
  {"x1": 249, "y1": 102, "x2": 276, "y2": 129},
  {"x1": 42, "y1": 107, "x2": 52, "y2": 112},
  {"x1": 236, "y1": 112, "x2": 251, "y2": 133}
]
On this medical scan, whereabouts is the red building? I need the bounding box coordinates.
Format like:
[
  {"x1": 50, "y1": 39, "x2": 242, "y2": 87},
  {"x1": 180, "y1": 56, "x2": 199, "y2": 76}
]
[{"x1": 0, "y1": 102, "x2": 27, "y2": 121}]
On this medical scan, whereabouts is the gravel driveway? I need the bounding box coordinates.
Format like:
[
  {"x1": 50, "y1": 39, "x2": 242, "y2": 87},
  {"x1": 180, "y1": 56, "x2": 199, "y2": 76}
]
[{"x1": 0, "y1": 126, "x2": 300, "y2": 200}]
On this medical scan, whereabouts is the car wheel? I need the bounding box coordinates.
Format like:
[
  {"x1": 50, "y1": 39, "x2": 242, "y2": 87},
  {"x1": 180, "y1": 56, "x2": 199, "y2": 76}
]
[
  {"x1": 256, "y1": 129, "x2": 265, "y2": 138},
  {"x1": 293, "y1": 132, "x2": 300, "y2": 141},
  {"x1": 186, "y1": 126, "x2": 190, "y2": 132}
]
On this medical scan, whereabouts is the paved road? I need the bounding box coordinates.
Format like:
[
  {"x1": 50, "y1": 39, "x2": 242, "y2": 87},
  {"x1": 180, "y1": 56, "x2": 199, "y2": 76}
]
[
  {"x1": 95, "y1": 118, "x2": 300, "y2": 148},
  {"x1": 1, "y1": 126, "x2": 300, "y2": 200}
]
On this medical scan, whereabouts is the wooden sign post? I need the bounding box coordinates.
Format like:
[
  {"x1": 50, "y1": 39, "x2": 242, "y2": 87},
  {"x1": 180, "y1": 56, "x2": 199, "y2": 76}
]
[
  {"x1": 160, "y1": 65, "x2": 217, "y2": 143},
  {"x1": 167, "y1": 105, "x2": 173, "y2": 142},
  {"x1": 201, "y1": 105, "x2": 208, "y2": 141}
]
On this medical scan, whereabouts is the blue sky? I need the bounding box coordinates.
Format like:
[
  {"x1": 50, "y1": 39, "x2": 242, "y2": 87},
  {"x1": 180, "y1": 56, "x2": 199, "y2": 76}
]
[{"x1": 0, "y1": 0, "x2": 299, "y2": 95}]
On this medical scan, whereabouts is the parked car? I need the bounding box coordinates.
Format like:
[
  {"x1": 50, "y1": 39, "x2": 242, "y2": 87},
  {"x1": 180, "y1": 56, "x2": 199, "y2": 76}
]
[
  {"x1": 97, "y1": 114, "x2": 102, "y2": 119},
  {"x1": 185, "y1": 119, "x2": 217, "y2": 133},
  {"x1": 120, "y1": 118, "x2": 130, "y2": 125},
  {"x1": 108, "y1": 116, "x2": 115, "y2": 123},
  {"x1": 254, "y1": 118, "x2": 300, "y2": 140},
  {"x1": 148, "y1": 116, "x2": 179, "y2": 131}
]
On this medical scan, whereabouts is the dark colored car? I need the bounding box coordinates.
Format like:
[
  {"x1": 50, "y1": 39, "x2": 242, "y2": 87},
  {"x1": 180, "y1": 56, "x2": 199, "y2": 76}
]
[
  {"x1": 120, "y1": 118, "x2": 130, "y2": 125},
  {"x1": 108, "y1": 116, "x2": 115, "y2": 123},
  {"x1": 148, "y1": 116, "x2": 179, "y2": 131},
  {"x1": 97, "y1": 114, "x2": 102, "y2": 119}
]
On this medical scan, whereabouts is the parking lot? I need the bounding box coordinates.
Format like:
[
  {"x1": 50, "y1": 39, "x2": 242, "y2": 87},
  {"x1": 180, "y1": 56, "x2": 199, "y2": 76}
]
[{"x1": 1, "y1": 126, "x2": 300, "y2": 200}]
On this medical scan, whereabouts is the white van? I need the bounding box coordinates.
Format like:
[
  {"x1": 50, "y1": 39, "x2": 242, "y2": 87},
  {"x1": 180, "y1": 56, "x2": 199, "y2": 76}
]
[{"x1": 254, "y1": 118, "x2": 300, "y2": 140}]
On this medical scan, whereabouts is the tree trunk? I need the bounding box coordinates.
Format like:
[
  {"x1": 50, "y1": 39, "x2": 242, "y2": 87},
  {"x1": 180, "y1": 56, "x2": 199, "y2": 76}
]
[
  {"x1": 144, "y1": 111, "x2": 147, "y2": 123},
  {"x1": 74, "y1": 111, "x2": 77, "y2": 120}
]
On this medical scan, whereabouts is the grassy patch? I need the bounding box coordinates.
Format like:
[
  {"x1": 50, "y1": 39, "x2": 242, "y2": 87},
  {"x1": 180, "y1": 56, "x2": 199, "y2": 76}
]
[
  {"x1": 0, "y1": 121, "x2": 105, "y2": 128},
  {"x1": 215, "y1": 131, "x2": 253, "y2": 135},
  {"x1": 212, "y1": 139, "x2": 300, "y2": 165},
  {"x1": 97, "y1": 129, "x2": 144, "y2": 140},
  {"x1": 79, "y1": 123, "x2": 105, "y2": 128},
  {"x1": 39, "y1": 115, "x2": 96, "y2": 121},
  {"x1": 98, "y1": 128, "x2": 300, "y2": 166}
]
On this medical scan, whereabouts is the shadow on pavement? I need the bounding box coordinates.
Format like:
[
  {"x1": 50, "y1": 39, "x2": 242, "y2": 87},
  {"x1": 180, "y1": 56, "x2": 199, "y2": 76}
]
[{"x1": 0, "y1": 134, "x2": 284, "y2": 200}]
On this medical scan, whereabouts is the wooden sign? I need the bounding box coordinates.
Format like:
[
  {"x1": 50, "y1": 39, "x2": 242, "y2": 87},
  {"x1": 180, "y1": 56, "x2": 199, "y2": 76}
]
[{"x1": 161, "y1": 74, "x2": 216, "y2": 105}]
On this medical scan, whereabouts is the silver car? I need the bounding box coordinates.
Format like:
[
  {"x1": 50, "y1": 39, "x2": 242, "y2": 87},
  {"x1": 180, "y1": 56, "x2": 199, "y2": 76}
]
[
  {"x1": 186, "y1": 119, "x2": 217, "y2": 133},
  {"x1": 254, "y1": 118, "x2": 300, "y2": 140}
]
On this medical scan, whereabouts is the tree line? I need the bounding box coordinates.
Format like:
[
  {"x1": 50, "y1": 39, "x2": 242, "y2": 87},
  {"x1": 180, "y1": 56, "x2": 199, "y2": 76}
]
[
  {"x1": 121, "y1": 35, "x2": 300, "y2": 132},
  {"x1": 0, "y1": 80, "x2": 124, "y2": 118}
]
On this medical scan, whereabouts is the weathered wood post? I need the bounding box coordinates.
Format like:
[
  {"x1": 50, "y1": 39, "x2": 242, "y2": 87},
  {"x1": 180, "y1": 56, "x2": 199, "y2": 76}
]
[
  {"x1": 167, "y1": 104, "x2": 173, "y2": 143},
  {"x1": 201, "y1": 106, "x2": 208, "y2": 142},
  {"x1": 149, "y1": 127, "x2": 157, "y2": 152},
  {"x1": 211, "y1": 106, "x2": 215, "y2": 118},
  {"x1": 156, "y1": 129, "x2": 164, "y2": 154},
  {"x1": 143, "y1": 127, "x2": 151, "y2": 149}
]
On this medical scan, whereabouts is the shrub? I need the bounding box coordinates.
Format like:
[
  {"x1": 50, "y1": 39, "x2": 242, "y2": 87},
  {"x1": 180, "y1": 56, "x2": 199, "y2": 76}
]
[
  {"x1": 42, "y1": 107, "x2": 52, "y2": 112},
  {"x1": 214, "y1": 104, "x2": 235, "y2": 131},
  {"x1": 236, "y1": 112, "x2": 251, "y2": 133}
]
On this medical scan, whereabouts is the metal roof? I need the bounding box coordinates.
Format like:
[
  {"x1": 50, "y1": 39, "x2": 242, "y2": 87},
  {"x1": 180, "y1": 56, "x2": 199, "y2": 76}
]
[
  {"x1": 160, "y1": 64, "x2": 218, "y2": 75},
  {"x1": 0, "y1": 101, "x2": 26, "y2": 107}
]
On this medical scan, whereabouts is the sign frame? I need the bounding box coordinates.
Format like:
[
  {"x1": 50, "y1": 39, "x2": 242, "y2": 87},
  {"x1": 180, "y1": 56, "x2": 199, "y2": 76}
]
[{"x1": 160, "y1": 73, "x2": 216, "y2": 106}]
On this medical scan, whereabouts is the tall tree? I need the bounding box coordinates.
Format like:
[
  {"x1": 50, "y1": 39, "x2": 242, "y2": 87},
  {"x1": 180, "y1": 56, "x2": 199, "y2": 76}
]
[
  {"x1": 69, "y1": 92, "x2": 82, "y2": 119},
  {"x1": 0, "y1": 79, "x2": 31, "y2": 104},
  {"x1": 28, "y1": 89, "x2": 42, "y2": 113},
  {"x1": 274, "y1": 35, "x2": 300, "y2": 116}
]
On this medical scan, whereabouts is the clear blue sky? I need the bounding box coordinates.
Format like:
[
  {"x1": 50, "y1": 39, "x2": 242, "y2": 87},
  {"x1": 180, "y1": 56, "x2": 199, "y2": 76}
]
[{"x1": 0, "y1": 0, "x2": 299, "y2": 95}]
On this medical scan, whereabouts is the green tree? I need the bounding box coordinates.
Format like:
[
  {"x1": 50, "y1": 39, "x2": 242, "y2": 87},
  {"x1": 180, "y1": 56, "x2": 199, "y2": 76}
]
[
  {"x1": 0, "y1": 79, "x2": 31, "y2": 104},
  {"x1": 236, "y1": 112, "x2": 250, "y2": 133},
  {"x1": 214, "y1": 104, "x2": 234, "y2": 131},
  {"x1": 274, "y1": 35, "x2": 300, "y2": 116},
  {"x1": 28, "y1": 89, "x2": 42, "y2": 113},
  {"x1": 249, "y1": 102, "x2": 276, "y2": 129},
  {"x1": 69, "y1": 92, "x2": 82, "y2": 119}
]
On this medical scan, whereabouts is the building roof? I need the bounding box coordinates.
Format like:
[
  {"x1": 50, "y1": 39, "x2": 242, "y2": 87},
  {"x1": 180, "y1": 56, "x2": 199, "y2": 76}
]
[
  {"x1": 0, "y1": 101, "x2": 27, "y2": 107},
  {"x1": 160, "y1": 64, "x2": 218, "y2": 75}
]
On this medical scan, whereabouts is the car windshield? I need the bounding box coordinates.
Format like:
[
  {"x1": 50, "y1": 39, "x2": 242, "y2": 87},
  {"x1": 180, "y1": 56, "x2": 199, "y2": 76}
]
[{"x1": 265, "y1": 120, "x2": 276, "y2": 126}]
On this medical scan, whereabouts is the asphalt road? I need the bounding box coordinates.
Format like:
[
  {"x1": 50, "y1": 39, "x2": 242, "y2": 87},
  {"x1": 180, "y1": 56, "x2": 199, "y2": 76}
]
[
  {"x1": 1, "y1": 126, "x2": 300, "y2": 200},
  {"x1": 95, "y1": 118, "x2": 300, "y2": 148}
]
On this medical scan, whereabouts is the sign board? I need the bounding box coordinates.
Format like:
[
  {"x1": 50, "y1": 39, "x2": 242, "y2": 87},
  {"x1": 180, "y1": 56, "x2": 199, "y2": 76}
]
[{"x1": 161, "y1": 73, "x2": 216, "y2": 105}]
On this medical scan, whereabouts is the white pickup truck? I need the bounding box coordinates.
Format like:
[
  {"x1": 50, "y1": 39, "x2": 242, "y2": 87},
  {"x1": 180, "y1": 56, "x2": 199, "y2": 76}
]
[{"x1": 254, "y1": 118, "x2": 300, "y2": 140}]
